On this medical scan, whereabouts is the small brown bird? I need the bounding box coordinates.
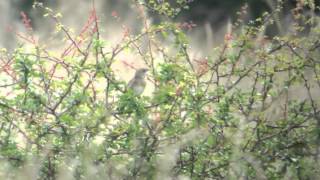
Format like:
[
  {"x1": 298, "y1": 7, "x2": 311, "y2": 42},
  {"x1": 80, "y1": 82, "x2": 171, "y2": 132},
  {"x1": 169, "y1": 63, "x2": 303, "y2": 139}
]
[{"x1": 127, "y1": 68, "x2": 148, "y2": 95}]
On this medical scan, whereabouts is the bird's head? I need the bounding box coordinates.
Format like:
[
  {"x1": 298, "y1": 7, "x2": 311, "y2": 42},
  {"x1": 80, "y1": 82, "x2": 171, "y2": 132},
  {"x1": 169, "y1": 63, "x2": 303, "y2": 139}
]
[{"x1": 134, "y1": 68, "x2": 148, "y2": 79}]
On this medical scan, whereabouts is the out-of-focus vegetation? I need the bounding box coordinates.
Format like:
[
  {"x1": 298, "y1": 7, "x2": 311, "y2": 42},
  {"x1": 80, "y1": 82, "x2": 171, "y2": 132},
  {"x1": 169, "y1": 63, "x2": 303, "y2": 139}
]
[
  {"x1": 0, "y1": 0, "x2": 320, "y2": 179},
  {"x1": 12, "y1": 0, "x2": 320, "y2": 35}
]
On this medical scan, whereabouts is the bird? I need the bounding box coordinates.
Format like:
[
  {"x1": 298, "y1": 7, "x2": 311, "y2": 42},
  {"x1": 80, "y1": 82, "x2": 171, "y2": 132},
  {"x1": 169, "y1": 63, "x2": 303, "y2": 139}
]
[{"x1": 127, "y1": 68, "x2": 148, "y2": 95}]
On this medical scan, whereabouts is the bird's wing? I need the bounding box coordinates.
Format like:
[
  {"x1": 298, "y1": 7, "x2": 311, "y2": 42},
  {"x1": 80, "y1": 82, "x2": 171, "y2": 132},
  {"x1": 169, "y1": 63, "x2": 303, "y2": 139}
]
[{"x1": 127, "y1": 78, "x2": 135, "y2": 89}]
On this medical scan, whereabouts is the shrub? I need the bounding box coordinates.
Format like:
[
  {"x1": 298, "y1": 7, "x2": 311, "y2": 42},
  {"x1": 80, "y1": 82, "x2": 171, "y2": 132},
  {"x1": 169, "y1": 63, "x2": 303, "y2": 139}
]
[{"x1": 0, "y1": 1, "x2": 319, "y2": 179}]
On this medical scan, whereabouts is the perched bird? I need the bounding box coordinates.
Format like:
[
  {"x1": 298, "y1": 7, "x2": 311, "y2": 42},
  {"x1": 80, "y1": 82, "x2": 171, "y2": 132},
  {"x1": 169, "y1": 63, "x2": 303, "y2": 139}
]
[{"x1": 127, "y1": 68, "x2": 148, "y2": 95}]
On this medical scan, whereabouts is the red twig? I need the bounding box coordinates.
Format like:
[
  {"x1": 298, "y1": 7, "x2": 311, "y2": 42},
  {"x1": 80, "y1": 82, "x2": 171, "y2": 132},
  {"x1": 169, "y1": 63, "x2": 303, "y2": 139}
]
[{"x1": 61, "y1": 8, "x2": 98, "y2": 57}]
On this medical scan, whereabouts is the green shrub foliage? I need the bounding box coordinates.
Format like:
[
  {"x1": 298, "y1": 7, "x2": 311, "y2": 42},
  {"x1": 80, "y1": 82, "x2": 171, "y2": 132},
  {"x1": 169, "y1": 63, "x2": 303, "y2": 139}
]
[{"x1": 0, "y1": 1, "x2": 320, "y2": 179}]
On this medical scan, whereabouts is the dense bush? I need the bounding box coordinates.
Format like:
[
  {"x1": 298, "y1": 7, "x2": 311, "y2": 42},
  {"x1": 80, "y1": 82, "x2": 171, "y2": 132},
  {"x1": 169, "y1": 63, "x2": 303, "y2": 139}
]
[{"x1": 0, "y1": 1, "x2": 320, "y2": 179}]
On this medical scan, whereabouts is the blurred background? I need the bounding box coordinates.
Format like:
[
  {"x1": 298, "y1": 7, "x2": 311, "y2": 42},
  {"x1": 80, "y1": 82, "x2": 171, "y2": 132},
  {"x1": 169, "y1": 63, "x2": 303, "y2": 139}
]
[{"x1": 1, "y1": 0, "x2": 319, "y2": 52}]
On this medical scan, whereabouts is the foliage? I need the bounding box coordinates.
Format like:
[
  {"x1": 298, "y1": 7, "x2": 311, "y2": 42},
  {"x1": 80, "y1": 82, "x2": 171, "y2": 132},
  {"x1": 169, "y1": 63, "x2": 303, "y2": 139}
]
[{"x1": 0, "y1": 1, "x2": 320, "y2": 179}]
